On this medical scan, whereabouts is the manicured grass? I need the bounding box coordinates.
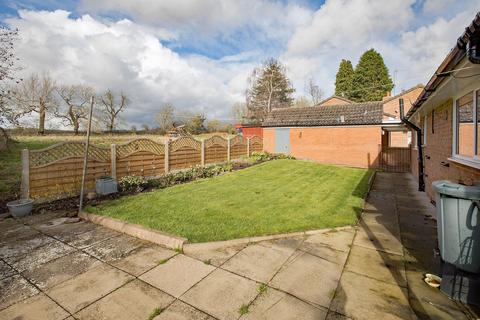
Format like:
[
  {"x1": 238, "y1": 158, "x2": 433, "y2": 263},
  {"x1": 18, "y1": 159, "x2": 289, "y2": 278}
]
[{"x1": 87, "y1": 160, "x2": 373, "y2": 242}]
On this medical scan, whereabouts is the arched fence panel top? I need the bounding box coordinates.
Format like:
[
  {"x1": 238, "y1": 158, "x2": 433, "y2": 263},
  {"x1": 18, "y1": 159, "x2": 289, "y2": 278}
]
[
  {"x1": 249, "y1": 135, "x2": 262, "y2": 145},
  {"x1": 170, "y1": 137, "x2": 202, "y2": 152},
  {"x1": 230, "y1": 135, "x2": 247, "y2": 146},
  {"x1": 116, "y1": 138, "x2": 165, "y2": 158},
  {"x1": 204, "y1": 135, "x2": 228, "y2": 148},
  {"x1": 30, "y1": 142, "x2": 110, "y2": 168}
]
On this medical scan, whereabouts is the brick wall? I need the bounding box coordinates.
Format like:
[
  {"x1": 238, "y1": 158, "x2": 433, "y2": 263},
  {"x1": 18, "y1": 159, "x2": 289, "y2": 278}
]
[
  {"x1": 263, "y1": 126, "x2": 382, "y2": 168},
  {"x1": 383, "y1": 87, "x2": 423, "y2": 121},
  {"x1": 320, "y1": 97, "x2": 352, "y2": 106},
  {"x1": 389, "y1": 131, "x2": 409, "y2": 147},
  {"x1": 412, "y1": 99, "x2": 480, "y2": 199}
]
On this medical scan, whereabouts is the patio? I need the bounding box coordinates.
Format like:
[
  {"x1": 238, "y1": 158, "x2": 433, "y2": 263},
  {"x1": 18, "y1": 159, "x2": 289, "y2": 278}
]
[{"x1": 0, "y1": 172, "x2": 475, "y2": 319}]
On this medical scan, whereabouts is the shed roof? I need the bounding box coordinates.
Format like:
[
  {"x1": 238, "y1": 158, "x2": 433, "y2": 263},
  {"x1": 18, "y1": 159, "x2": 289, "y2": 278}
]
[
  {"x1": 262, "y1": 102, "x2": 383, "y2": 127},
  {"x1": 317, "y1": 95, "x2": 354, "y2": 106}
]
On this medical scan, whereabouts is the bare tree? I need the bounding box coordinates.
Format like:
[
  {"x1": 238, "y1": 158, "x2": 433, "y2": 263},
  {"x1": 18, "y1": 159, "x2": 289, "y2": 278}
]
[
  {"x1": 155, "y1": 103, "x2": 175, "y2": 133},
  {"x1": 307, "y1": 78, "x2": 323, "y2": 106},
  {"x1": 246, "y1": 59, "x2": 294, "y2": 123},
  {"x1": 231, "y1": 102, "x2": 247, "y2": 123},
  {"x1": 293, "y1": 96, "x2": 311, "y2": 108},
  {"x1": 10, "y1": 73, "x2": 56, "y2": 135},
  {"x1": 99, "y1": 89, "x2": 128, "y2": 132},
  {"x1": 55, "y1": 85, "x2": 94, "y2": 135}
]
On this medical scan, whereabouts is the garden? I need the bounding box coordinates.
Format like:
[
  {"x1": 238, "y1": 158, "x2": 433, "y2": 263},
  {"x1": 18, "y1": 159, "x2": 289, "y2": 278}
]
[{"x1": 87, "y1": 159, "x2": 373, "y2": 242}]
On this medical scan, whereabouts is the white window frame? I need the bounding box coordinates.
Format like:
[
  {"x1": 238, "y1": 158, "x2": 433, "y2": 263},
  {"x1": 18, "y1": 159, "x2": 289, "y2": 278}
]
[{"x1": 452, "y1": 88, "x2": 479, "y2": 164}]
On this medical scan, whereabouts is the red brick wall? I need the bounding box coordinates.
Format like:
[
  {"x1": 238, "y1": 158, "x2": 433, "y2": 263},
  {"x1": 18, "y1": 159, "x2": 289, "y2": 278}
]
[
  {"x1": 383, "y1": 87, "x2": 423, "y2": 121},
  {"x1": 389, "y1": 131, "x2": 409, "y2": 147},
  {"x1": 320, "y1": 97, "x2": 352, "y2": 106},
  {"x1": 412, "y1": 99, "x2": 480, "y2": 199},
  {"x1": 263, "y1": 126, "x2": 382, "y2": 168},
  {"x1": 241, "y1": 127, "x2": 263, "y2": 138}
]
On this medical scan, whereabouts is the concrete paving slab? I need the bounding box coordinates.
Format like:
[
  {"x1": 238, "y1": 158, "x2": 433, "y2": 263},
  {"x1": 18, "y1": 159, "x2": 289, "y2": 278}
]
[
  {"x1": 181, "y1": 268, "x2": 258, "y2": 320},
  {"x1": 302, "y1": 229, "x2": 355, "y2": 253},
  {"x1": 0, "y1": 233, "x2": 54, "y2": 260},
  {"x1": 46, "y1": 263, "x2": 133, "y2": 313},
  {"x1": 269, "y1": 251, "x2": 342, "y2": 308},
  {"x1": 83, "y1": 234, "x2": 146, "y2": 263},
  {"x1": 140, "y1": 254, "x2": 215, "y2": 298},
  {"x1": 325, "y1": 311, "x2": 352, "y2": 319},
  {"x1": 257, "y1": 236, "x2": 305, "y2": 255},
  {"x1": 0, "y1": 223, "x2": 40, "y2": 245},
  {"x1": 330, "y1": 270, "x2": 413, "y2": 320},
  {"x1": 20, "y1": 211, "x2": 68, "y2": 225},
  {"x1": 241, "y1": 287, "x2": 328, "y2": 320},
  {"x1": 222, "y1": 244, "x2": 292, "y2": 283},
  {"x1": 154, "y1": 300, "x2": 215, "y2": 320},
  {"x1": 111, "y1": 245, "x2": 176, "y2": 276},
  {"x1": 354, "y1": 224, "x2": 403, "y2": 256},
  {"x1": 0, "y1": 293, "x2": 69, "y2": 320},
  {"x1": 75, "y1": 279, "x2": 174, "y2": 320},
  {"x1": 299, "y1": 242, "x2": 348, "y2": 265},
  {"x1": 35, "y1": 219, "x2": 98, "y2": 243},
  {"x1": 184, "y1": 242, "x2": 247, "y2": 267},
  {"x1": 21, "y1": 251, "x2": 101, "y2": 290},
  {"x1": 0, "y1": 274, "x2": 39, "y2": 310},
  {"x1": 0, "y1": 260, "x2": 16, "y2": 280},
  {"x1": 10, "y1": 239, "x2": 76, "y2": 272},
  {"x1": 345, "y1": 245, "x2": 406, "y2": 287},
  {"x1": 67, "y1": 226, "x2": 120, "y2": 249}
]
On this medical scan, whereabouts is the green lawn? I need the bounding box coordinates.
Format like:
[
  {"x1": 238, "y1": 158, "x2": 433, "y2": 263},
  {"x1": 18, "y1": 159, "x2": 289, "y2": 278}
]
[
  {"x1": 87, "y1": 160, "x2": 373, "y2": 242},
  {"x1": 0, "y1": 140, "x2": 56, "y2": 198}
]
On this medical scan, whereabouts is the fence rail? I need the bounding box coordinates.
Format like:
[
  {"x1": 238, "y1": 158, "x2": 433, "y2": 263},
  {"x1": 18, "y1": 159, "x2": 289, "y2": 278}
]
[
  {"x1": 22, "y1": 135, "x2": 263, "y2": 200},
  {"x1": 380, "y1": 147, "x2": 411, "y2": 172}
]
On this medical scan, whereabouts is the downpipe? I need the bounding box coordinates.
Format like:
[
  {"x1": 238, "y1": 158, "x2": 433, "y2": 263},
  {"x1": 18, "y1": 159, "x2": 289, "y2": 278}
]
[{"x1": 399, "y1": 98, "x2": 425, "y2": 192}]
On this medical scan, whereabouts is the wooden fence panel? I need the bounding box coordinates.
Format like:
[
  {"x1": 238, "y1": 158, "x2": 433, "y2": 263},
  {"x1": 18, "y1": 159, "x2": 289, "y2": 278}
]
[
  {"x1": 29, "y1": 143, "x2": 110, "y2": 199},
  {"x1": 116, "y1": 139, "x2": 165, "y2": 177},
  {"x1": 24, "y1": 135, "x2": 263, "y2": 200},
  {"x1": 204, "y1": 136, "x2": 228, "y2": 164},
  {"x1": 169, "y1": 137, "x2": 201, "y2": 170},
  {"x1": 249, "y1": 136, "x2": 263, "y2": 153},
  {"x1": 230, "y1": 135, "x2": 247, "y2": 159}
]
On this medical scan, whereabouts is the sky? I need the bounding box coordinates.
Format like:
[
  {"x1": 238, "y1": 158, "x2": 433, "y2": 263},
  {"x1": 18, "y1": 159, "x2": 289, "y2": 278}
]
[{"x1": 0, "y1": 0, "x2": 478, "y2": 128}]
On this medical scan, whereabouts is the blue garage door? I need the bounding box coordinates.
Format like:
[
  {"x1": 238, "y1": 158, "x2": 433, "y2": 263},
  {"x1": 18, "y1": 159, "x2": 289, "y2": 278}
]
[{"x1": 275, "y1": 128, "x2": 290, "y2": 154}]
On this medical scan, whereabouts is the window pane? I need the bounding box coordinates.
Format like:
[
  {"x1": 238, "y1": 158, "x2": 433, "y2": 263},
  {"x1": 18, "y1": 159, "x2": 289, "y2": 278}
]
[{"x1": 457, "y1": 91, "x2": 474, "y2": 157}]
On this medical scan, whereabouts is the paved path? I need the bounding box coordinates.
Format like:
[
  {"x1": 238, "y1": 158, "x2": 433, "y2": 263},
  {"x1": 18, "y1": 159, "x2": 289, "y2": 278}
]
[{"x1": 0, "y1": 172, "x2": 474, "y2": 319}]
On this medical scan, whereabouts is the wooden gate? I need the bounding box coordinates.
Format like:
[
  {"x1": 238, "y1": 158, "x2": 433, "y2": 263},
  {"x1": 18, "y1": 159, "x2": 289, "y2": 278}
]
[{"x1": 380, "y1": 147, "x2": 411, "y2": 172}]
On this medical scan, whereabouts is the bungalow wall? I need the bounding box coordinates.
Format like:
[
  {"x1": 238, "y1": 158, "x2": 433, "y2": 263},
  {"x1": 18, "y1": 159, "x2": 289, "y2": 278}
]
[
  {"x1": 263, "y1": 126, "x2": 382, "y2": 168},
  {"x1": 411, "y1": 99, "x2": 480, "y2": 199}
]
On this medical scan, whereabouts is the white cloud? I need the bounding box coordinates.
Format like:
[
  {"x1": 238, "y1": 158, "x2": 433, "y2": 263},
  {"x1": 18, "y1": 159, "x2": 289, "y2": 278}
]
[
  {"x1": 7, "y1": 10, "x2": 255, "y2": 127},
  {"x1": 4, "y1": 1, "x2": 479, "y2": 128}
]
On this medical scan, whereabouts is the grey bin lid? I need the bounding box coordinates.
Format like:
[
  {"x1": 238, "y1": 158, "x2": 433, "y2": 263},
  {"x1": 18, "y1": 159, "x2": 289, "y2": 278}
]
[{"x1": 432, "y1": 180, "x2": 480, "y2": 200}]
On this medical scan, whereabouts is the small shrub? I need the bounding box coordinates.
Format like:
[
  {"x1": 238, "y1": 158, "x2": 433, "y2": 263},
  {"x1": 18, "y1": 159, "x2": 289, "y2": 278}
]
[
  {"x1": 250, "y1": 151, "x2": 295, "y2": 163},
  {"x1": 118, "y1": 175, "x2": 148, "y2": 193},
  {"x1": 258, "y1": 283, "x2": 268, "y2": 295}
]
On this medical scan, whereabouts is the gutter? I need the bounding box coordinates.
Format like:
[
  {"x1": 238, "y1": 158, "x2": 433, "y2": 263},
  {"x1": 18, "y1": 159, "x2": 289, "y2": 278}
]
[
  {"x1": 400, "y1": 98, "x2": 425, "y2": 191},
  {"x1": 406, "y1": 12, "x2": 480, "y2": 120}
]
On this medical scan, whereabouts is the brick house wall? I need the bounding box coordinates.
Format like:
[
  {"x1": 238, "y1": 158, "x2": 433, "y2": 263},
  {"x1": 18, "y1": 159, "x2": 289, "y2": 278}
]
[
  {"x1": 412, "y1": 99, "x2": 480, "y2": 199},
  {"x1": 389, "y1": 131, "x2": 409, "y2": 147},
  {"x1": 263, "y1": 126, "x2": 382, "y2": 168},
  {"x1": 383, "y1": 87, "x2": 423, "y2": 121}
]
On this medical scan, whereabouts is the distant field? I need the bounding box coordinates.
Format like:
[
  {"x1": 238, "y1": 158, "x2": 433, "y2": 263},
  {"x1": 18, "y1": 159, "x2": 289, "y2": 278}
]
[{"x1": 0, "y1": 132, "x2": 232, "y2": 200}]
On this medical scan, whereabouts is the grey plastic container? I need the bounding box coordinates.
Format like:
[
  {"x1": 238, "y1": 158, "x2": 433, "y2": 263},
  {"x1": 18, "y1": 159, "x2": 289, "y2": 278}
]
[
  {"x1": 432, "y1": 180, "x2": 480, "y2": 273},
  {"x1": 95, "y1": 177, "x2": 118, "y2": 195},
  {"x1": 7, "y1": 199, "x2": 34, "y2": 218}
]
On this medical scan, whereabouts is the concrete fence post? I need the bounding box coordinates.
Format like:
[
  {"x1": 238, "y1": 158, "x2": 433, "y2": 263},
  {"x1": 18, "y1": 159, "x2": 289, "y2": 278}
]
[
  {"x1": 246, "y1": 137, "x2": 250, "y2": 157},
  {"x1": 165, "y1": 139, "x2": 170, "y2": 173},
  {"x1": 227, "y1": 138, "x2": 231, "y2": 162},
  {"x1": 21, "y1": 149, "x2": 30, "y2": 199},
  {"x1": 201, "y1": 140, "x2": 205, "y2": 166},
  {"x1": 110, "y1": 144, "x2": 117, "y2": 179}
]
